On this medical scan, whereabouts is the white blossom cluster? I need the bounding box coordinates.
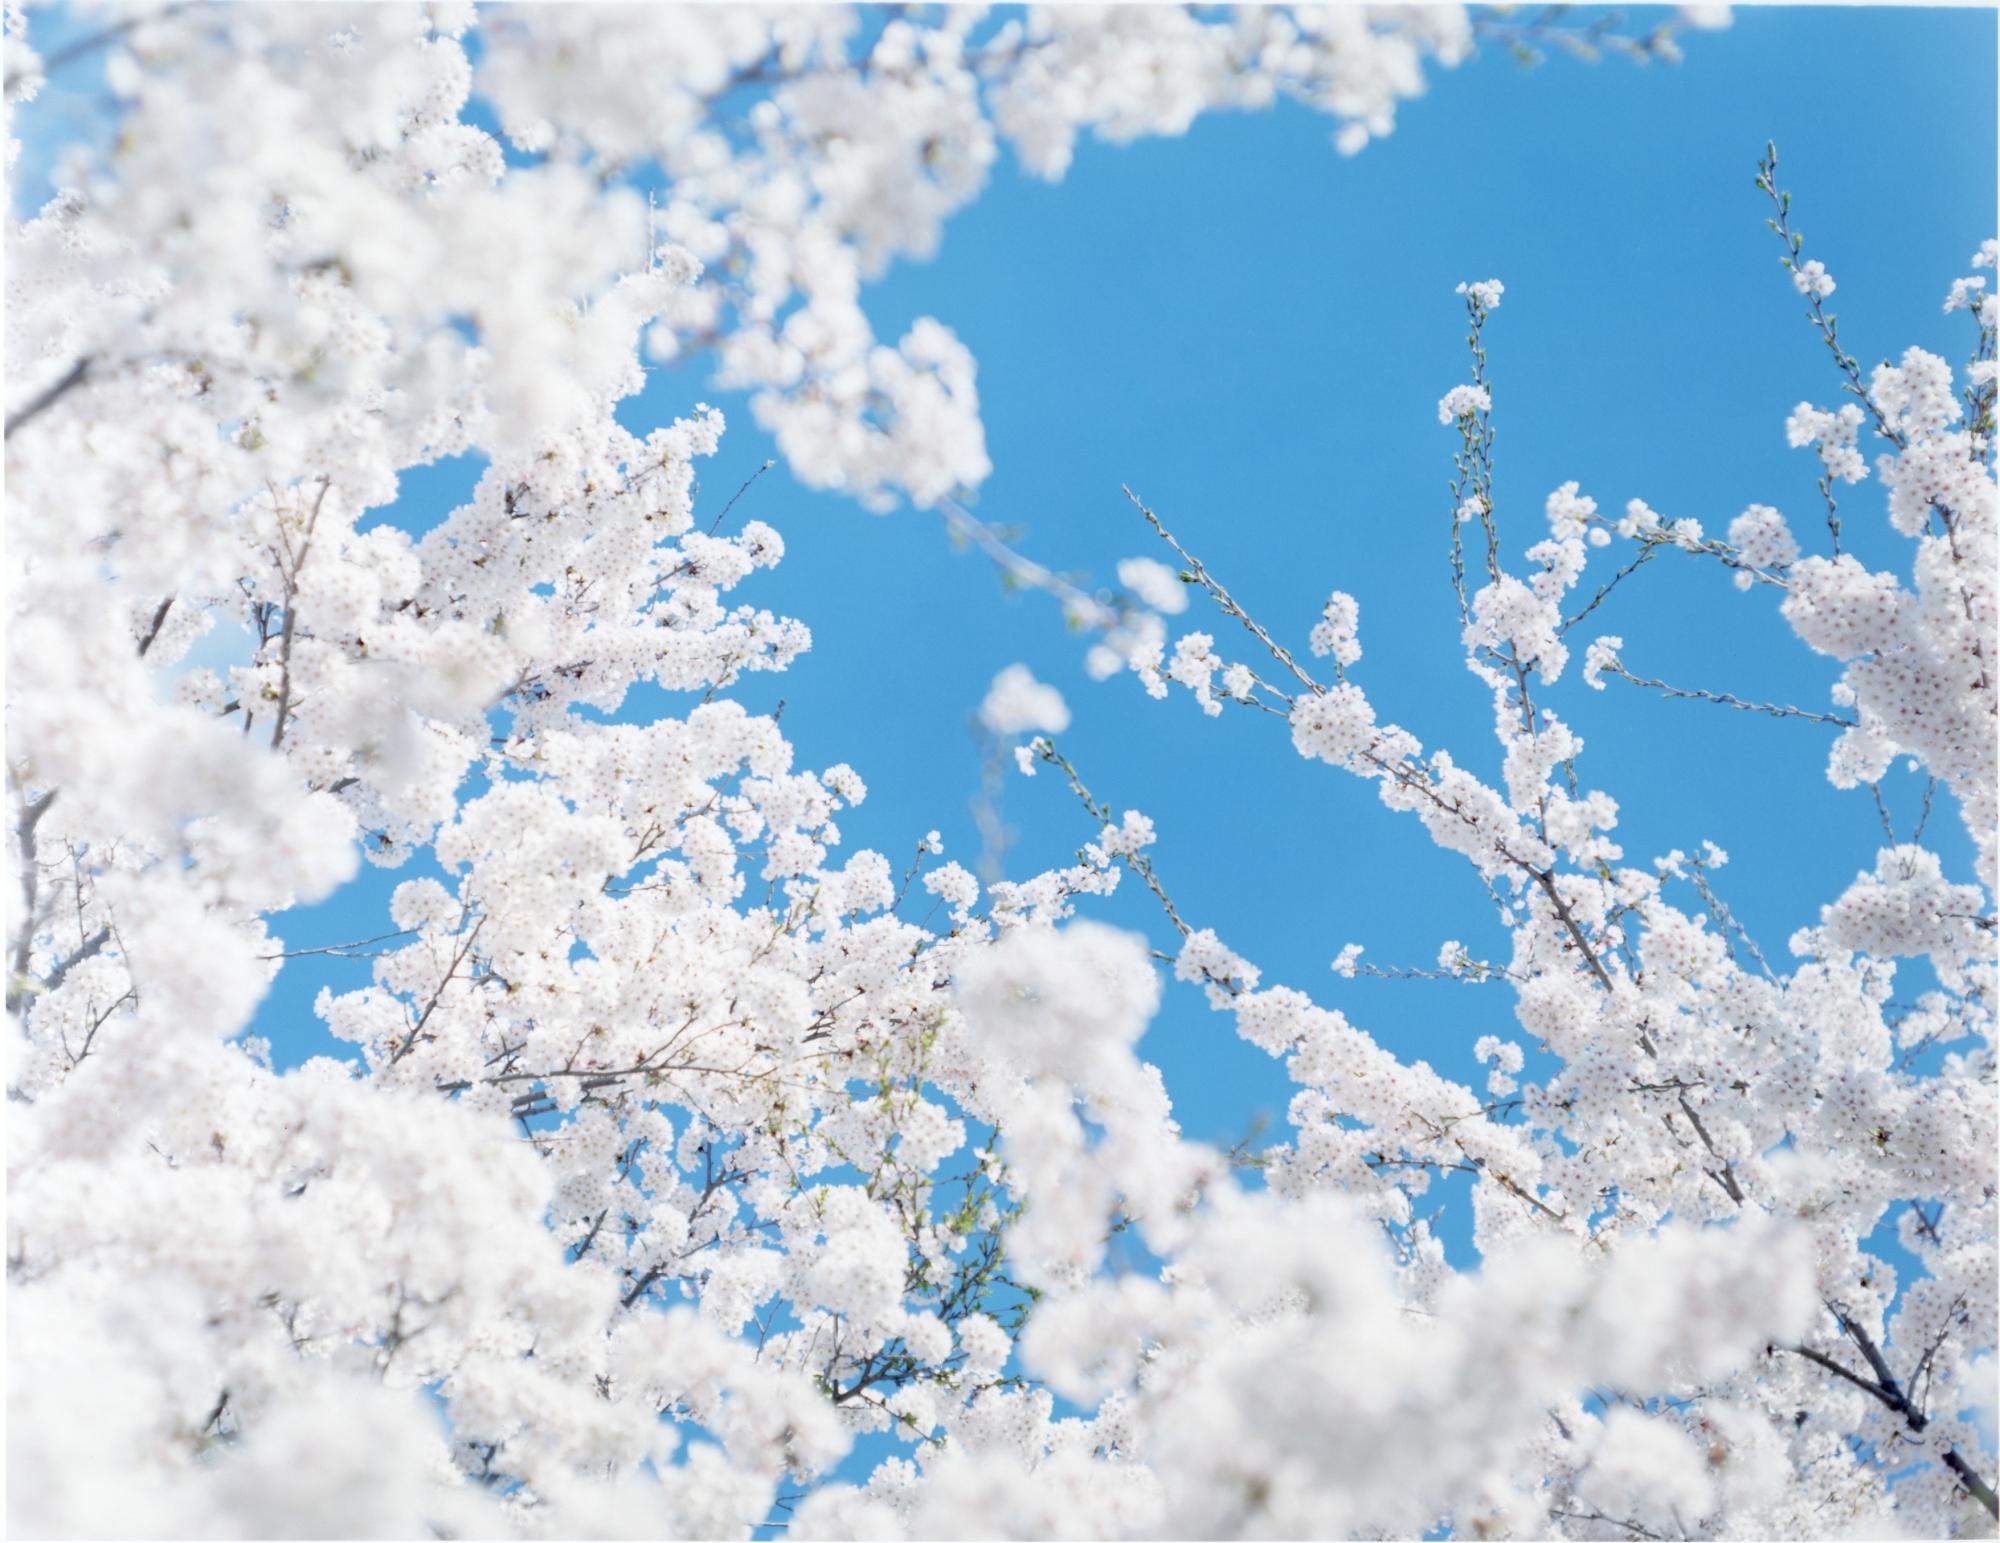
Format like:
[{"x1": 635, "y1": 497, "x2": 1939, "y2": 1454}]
[
  {"x1": 1092, "y1": 260, "x2": 1998, "y2": 1537},
  {"x1": 466, "y1": 2, "x2": 1503, "y2": 512},
  {"x1": 979, "y1": 663, "x2": 1071, "y2": 738},
  {"x1": 9, "y1": 6, "x2": 1997, "y2": 1542},
  {"x1": 1780, "y1": 322, "x2": 1999, "y2": 888}
]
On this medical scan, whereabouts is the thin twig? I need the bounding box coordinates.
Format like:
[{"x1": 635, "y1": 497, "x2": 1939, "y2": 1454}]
[
  {"x1": 940, "y1": 498, "x2": 1117, "y2": 629},
  {"x1": 259, "y1": 929, "x2": 418, "y2": 961},
  {"x1": 707, "y1": 459, "x2": 776, "y2": 534},
  {"x1": 1603, "y1": 660, "x2": 1855, "y2": 727},
  {"x1": 1125, "y1": 486, "x2": 1318, "y2": 694}
]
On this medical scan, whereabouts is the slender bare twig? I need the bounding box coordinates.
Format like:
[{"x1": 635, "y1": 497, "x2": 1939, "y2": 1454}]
[
  {"x1": 939, "y1": 499, "x2": 1117, "y2": 629},
  {"x1": 1561, "y1": 546, "x2": 1659, "y2": 634},
  {"x1": 1034, "y1": 739, "x2": 1191, "y2": 939},
  {"x1": 259, "y1": 930, "x2": 418, "y2": 961},
  {"x1": 1125, "y1": 486, "x2": 1317, "y2": 694},
  {"x1": 1601, "y1": 659, "x2": 1855, "y2": 727},
  {"x1": 707, "y1": 459, "x2": 776, "y2": 535},
  {"x1": 1684, "y1": 856, "x2": 1775, "y2": 982}
]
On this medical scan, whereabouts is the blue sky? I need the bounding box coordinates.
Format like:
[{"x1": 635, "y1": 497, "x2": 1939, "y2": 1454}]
[{"x1": 17, "y1": 6, "x2": 1997, "y2": 1262}]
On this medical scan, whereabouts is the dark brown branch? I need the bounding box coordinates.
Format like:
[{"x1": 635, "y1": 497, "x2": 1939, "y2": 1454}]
[
  {"x1": 12, "y1": 4, "x2": 189, "y2": 86},
  {"x1": 7, "y1": 790, "x2": 59, "y2": 1016},
  {"x1": 389, "y1": 917, "x2": 484, "y2": 1066},
  {"x1": 269, "y1": 479, "x2": 332, "y2": 752},
  {"x1": 4, "y1": 358, "x2": 90, "y2": 439},
  {"x1": 37, "y1": 926, "x2": 109, "y2": 1000},
  {"x1": 1787, "y1": 1312, "x2": 1999, "y2": 1519},
  {"x1": 135, "y1": 598, "x2": 176, "y2": 658},
  {"x1": 1676, "y1": 1094, "x2": 1744, "y2": 1204}
]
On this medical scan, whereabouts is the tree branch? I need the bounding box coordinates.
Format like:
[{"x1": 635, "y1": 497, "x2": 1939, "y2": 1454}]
[
  {"x1": 269, "y1": 479, "x2": 332, "y2": 752},
  {"x1": 1787, "y1": 1311, "x2": 1999, "y2": 1519},
  {"x1": 4, "y1": 358, "x2": 90, "y2": 440}
]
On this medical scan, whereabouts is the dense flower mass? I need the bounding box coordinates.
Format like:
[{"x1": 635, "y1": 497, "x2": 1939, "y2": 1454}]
[{"x1": 5, "y1": 6, "x2": 1996, "y2": 1542}]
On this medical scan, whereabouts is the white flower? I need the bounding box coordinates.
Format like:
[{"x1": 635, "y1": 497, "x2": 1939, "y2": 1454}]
[
  {"x1": 1544, "y1": 481, "x2": 1596, "y2": 539},
  {"x1": 1437, "y1": 383, "x2": 1492, "y2": 425},
  {"x1": 1583, "y1": 635, "x2": 1623, "y2": 690},
  {"x1": 980, "y1": 663, "x2": 1071, "y2": 737},
  {"x1": 1727, "y1": 505, "x2": 1799, "y2": 570},
  {"x1": 1943, "y1": 274, "x2": 1988, "y2": 314},
  {"x1": 1116, "y1": 556, "x2": 1189, "y2": 615},
  {"x1": 1785, "y1": 401, "x2": 1869, "y2": 484},
  {"x1": 1098, "y1": 810, "x2": 1157, "y2": 857},
  {"x1": 1617, "y1": 498, "x2": 1662, "y2": 538},
  {"x1": 1791, "y1": 258, "x2": 1835, "y2": 298},
  {"x1": 1308, "y1": 591, "x2": 1362, "y2": 668},
  {"x1": 1289, "y1": 683, "x2": 1377, "y2": 768}
]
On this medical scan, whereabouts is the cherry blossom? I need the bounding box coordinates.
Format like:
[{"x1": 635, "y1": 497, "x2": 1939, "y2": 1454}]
[{"x1": 7, "y1": 8, "x2": 1995, "y2": 1542}]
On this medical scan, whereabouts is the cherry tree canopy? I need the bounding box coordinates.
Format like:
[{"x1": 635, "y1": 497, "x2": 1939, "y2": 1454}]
[{"x1": 4, "y1": 5, "x2": 1995, "y2": 1540}]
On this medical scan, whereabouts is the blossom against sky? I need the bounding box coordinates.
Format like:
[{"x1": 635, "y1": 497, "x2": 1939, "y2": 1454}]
[
  {"x1": 245, "y1": 6, "x2": 1997, "y2": 1206},
  {"x1": 8, "y1": 5, "x2": 1997, "y2": 1535}
]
